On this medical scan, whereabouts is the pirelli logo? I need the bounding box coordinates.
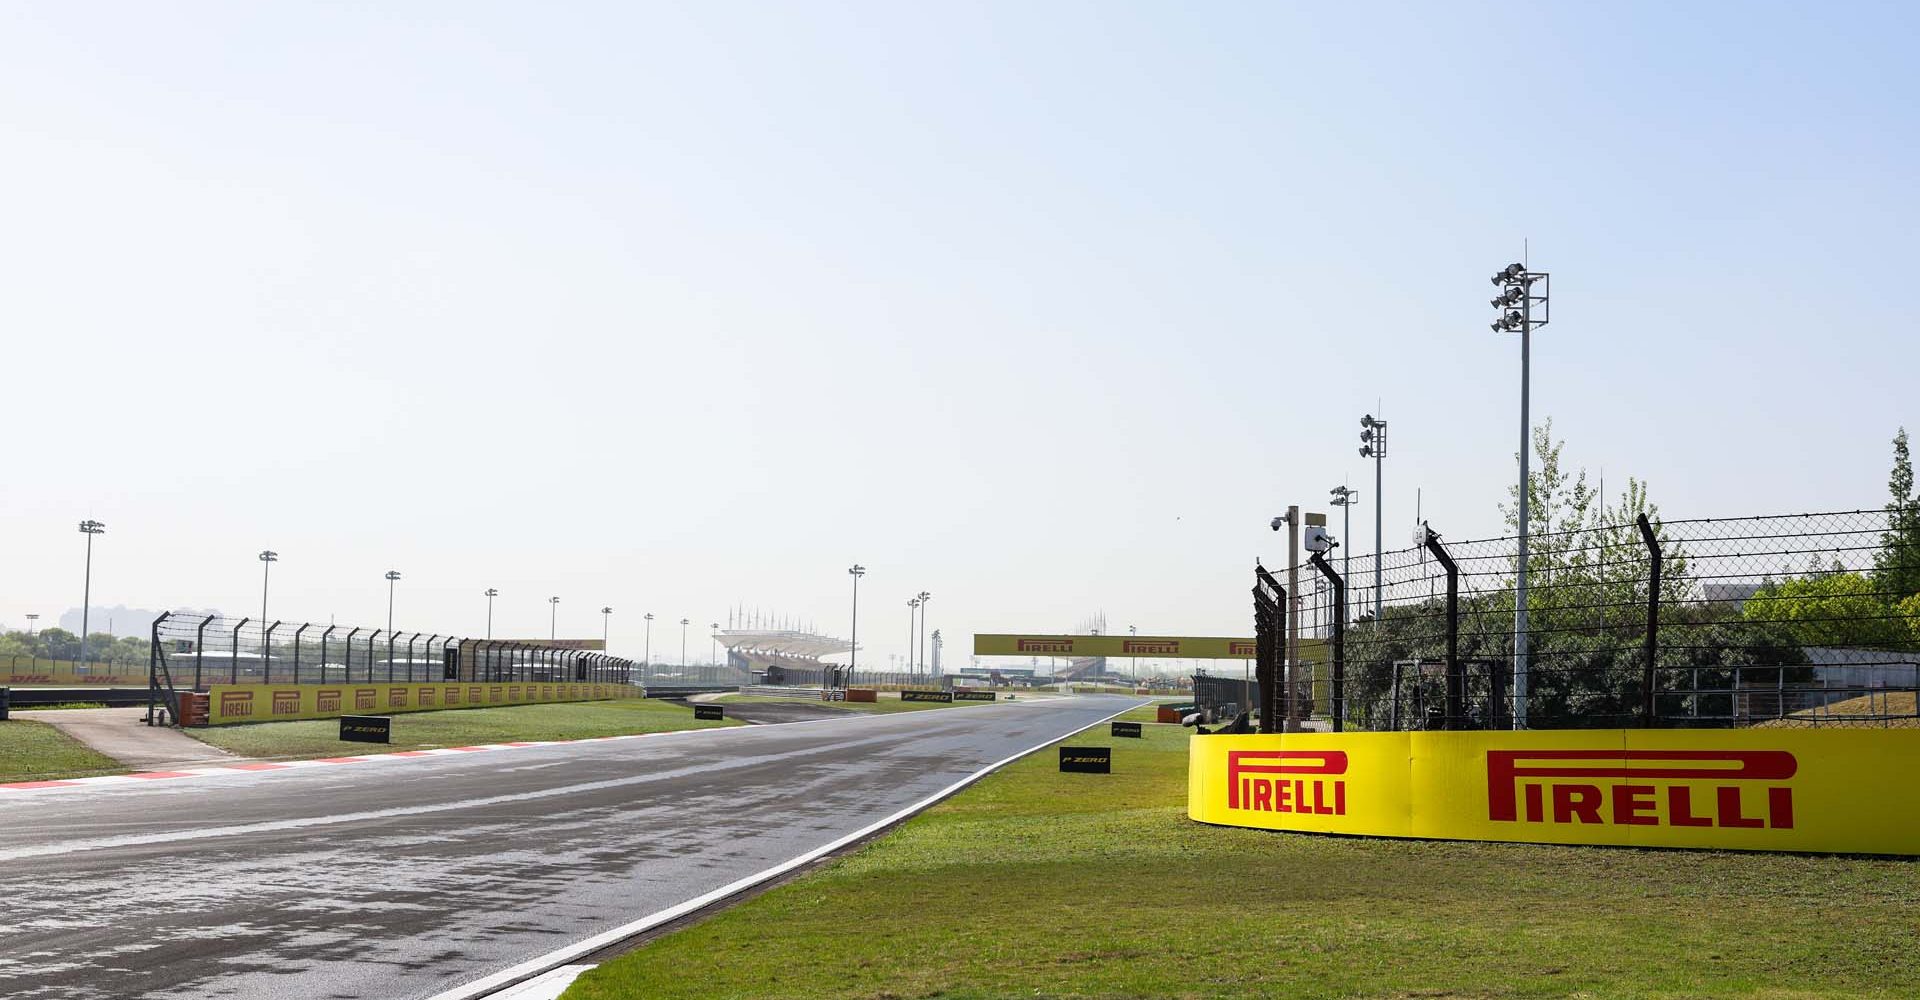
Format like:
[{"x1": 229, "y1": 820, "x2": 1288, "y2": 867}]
[
  {"x1": 317, "y1": 689, "x2": 342, "y2": 713},
  {"x1": 1017, "y1": 638, "x2": 1075, "y2": 653},
  {"x1": 355, "y1": 688, "x2": 376, "y2": 710},
  {"x1": 1123, "y1": 640, "x2": 1179, "y2": 655},
  {"x1": 418, "y1": 688, "x2": 436, "y2": 707},
  {"x1": 271, "y1": 689, "x2": 301, "y2": 715},
  {"x1": 1228, "y1": 641, "x2": 1256, "y2": 657},
  {"x1": 1227, "y1": 749, "x2": 1348, "y2": 816},
  {"x1": 388, "y1": 688, "x2": 409, "y2": 708},
  {"x1": 220, "y1": 690, "x2": 255, "y2": 718},
  {"x1": 1487, "y1": 749, "x2": 1797, "y2": 830}
]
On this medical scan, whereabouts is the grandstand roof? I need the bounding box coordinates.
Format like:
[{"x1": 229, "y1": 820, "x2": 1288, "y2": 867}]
[{"x1": 715, "y1": 629, "x2": 852, "y2": 660}]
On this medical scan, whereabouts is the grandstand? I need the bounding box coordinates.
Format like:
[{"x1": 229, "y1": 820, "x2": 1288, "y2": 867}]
[{"x1": 715, "y1": 627, "x2": 854, "y2": 686}]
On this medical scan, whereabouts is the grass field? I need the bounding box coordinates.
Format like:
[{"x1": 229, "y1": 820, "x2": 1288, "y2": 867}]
[
  {"x1": 0, "y1": 720, "x2": 126, "y2": 782},
  {"x1": 567, "y1": 717, "x2": 1920, "y2": 1000},
  {"x1": 1764, "y1": 690, "x2": 1920, "y2": 728},
  {"x1": 190, "y1": 698, "x2": 740, "y2": 760}
]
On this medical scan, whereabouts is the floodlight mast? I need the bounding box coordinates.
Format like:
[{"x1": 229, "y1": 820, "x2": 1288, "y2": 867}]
[
  {"x1": 1489, "y1": 261, "x2": 1550, "y2": 729},
  {"x1": 1358, "y1": 417, "x2": 1386, "y2": 620}
]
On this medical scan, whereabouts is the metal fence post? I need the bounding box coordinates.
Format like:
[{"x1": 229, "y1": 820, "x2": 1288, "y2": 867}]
[
  {"x1": 293, "y1": 623, "x2": 310, "y2": 684},
  {"x1": 1309, "y1": 549, "x2": 1346, "y2": 732},
  {"x1": 264, "y1": 621, "x2": 282, "y2": 684},
  {"x1": 194, "y1": 617, "x2": 211, "y2": 690},
  {"x1": 230, "y1": 618, "x2": 250, "y2": 685},
  {"x1": 1421, "y1": 526, "x2": 1461, "y2": 730},
  {"x1": 1637, "y1": 513, "x2": 1662, "y2": 727},
  {"x1": 147, "y1": 612, "x2": 170, "y2": 725}
]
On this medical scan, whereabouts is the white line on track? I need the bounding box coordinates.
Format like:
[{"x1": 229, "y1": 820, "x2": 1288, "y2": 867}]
[{"x1": 429, "y1": 699, "x2": 1146, "y2": 1000}]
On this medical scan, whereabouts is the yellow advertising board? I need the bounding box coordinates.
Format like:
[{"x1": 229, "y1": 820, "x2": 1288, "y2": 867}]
[
  {"x1": 1189, "y1": 729, "x2": 1920, "y2": 855},
  {"x1": 206, "y1": 681, "x2": 640, "y2": 725},
  {"x1": 973, "y1": 634, "x2": 1327, "y2": 661}
]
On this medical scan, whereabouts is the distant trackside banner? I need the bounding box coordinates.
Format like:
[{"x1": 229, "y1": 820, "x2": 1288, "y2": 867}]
[{"x1": 973, "y1": 634, "x2": 1326, "y2": 661}]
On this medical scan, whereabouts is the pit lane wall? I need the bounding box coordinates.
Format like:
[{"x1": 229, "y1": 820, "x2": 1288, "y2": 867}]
[
  {"x1": 206, "y1": 681, "x2": 640, "y2": 725},
  {"x1": 1188, "y1": 729, "x2": 1920, "y2": 855}
]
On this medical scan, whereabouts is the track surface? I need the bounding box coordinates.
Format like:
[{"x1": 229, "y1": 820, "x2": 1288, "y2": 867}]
[{"x1": 0, "y1": 695, "x2": 1139, "y2": 1000}]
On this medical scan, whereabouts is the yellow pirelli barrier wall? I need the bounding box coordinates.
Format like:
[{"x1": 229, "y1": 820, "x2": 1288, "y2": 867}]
[
  {"x1": 1188, "y1": 730, "x2": 1920, "y2": 855},
  {"x1": 205, "y1": 681, "x2": 640, "y2": 725}
]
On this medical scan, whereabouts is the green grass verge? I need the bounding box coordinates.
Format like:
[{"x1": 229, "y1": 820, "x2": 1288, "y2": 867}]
[
  {"x1": 567, "y1": 720, "x2": 1920, "y2": 1000},
  {"x1": 189, "y1": 698, "x2": 740, "y2": 761},
  {"x1": 0, "y1": 720, "x2": 127, "y2": 782}
]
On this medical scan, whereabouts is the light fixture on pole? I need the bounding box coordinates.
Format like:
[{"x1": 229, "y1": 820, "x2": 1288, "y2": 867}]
[
  {"x1": 905, "y1": 597, "x2": 920, "y2": 680},
  {"x1": 77, "y1": 520, "x2": 105, "y2": 666},
  {"x1": 384, "y1": 570, "x2": 402, "y2": 635},
  {"x1": 679, "y1": 617, "x2": 689, "y2": 668},
  {"x1": 848, "y1": 564, "x2": 865, "y2": 688},
  {"x1": 485, "y1": 588, "x2": 498, "y2": 639},
  {"x1": 548, "y1": 596, "x2": 560, "y2": 641},
  {"x1": 709, "y1": 623, "x2": 719, "y2": 678},
  {"x1": 258, "y1": 551, "x2": 278, "y2": 639},
  {"x1": 25, "y1": 613, "x2": 39, "y2": 637},
  {"x1": 916, "y1": 591, "x2": 931, "y2": 681},
  {"x1": 1357, "y1": 418, "x2": 1386, "y2": 620},
  {"x1": 601, "y1": 606, "x2": 613, "y2": 649},
  {"x1": 1329, "y1": 485, "x2": 1357, "y2": 618},
  {"x1": 643, "y1": 612, "x2": 654, "y2": 680},
  {"x1": 1490, "y1": 259, "x2": 1550, "y2": 729}
]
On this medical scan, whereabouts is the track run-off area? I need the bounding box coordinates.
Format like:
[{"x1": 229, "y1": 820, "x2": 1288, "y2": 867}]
[{"x1": 0, "y1": 694, "x2": 1143, "y2": 1000}]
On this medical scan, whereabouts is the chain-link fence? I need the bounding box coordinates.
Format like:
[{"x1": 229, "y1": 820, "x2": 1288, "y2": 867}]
[
  {"x1": 1279, "y1": 507, "x2": 1920, "y2": 730},
  {"x1": 149, "y1": 613, "x2": 638, "y2": 692}
]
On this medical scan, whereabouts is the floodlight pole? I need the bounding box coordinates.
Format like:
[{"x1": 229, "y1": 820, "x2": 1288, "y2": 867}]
[
  {"x1": 77, "y1": 520, "x2": 106, "y2": 667},
  {"x1": 1491, "y1": 262, "x2": 1548, "y2": 729},
  {"x1": 848, "y1": 564, "x2": 865, "y2": 688}
]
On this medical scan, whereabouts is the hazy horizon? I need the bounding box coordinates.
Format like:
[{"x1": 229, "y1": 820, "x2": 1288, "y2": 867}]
[{"x1": 5, "y1": 2, "x2": 1916, "y2": 666}]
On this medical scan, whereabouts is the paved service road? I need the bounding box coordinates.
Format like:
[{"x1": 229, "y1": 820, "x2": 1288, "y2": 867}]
[{"x1": 0, "y1": 695, "x2": 1140, "y2": 1000}]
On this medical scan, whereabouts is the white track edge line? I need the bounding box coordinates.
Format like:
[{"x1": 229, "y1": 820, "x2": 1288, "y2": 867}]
[{"x1": 428, "y1": 698, "x2": 1148, "y2": 1000}]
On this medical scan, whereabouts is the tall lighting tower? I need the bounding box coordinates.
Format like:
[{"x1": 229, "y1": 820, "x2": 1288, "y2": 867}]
[
  {"x1": 1358, "y1": 416, "x2": 1387, "y2": 620},
  {"x1": 77, "y1": 520, "x2": 106, "y2": 665},
  {"x1": 1491, "y1": 260, "x2": 1550, "y2": 729},
  {"x1": 1329, "y1": 485, "x2": 1357, "y2": 617},
  {"x1": 258, "y1": 551, "x2": 279, "y2": 639},
  {"x1": 847, "y1": 564, "x2": 865, "y2": 688}
]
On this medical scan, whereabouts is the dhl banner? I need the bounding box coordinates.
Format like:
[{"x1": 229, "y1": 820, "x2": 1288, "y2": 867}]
[
  {"x1": 1188, "y1": 729, "x2": 1920, "y2": 855},
  {"x1": 4, "y1": 670, "x2": 146, "y2": 687},
  {"x1": 973, "y1": 634, "x2": 1327, "y2": 661},
  {"x1": 206, "y1": 681, "x2": 640, "y2": 725}
]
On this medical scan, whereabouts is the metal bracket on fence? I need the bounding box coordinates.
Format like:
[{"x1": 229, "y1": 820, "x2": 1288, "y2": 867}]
[{"x1": 1637, "y1": 512, "x2": 1662, "y2": 727}]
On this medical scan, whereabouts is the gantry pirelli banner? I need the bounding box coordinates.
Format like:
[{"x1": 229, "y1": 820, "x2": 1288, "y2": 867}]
[
  {"x1": 1188, "y1": 729, "x2": 1920, "y2": 855},
  {"x1": 973, "y1": 634, "x2": 1327, "y2": 660},
  {"x1": 205, "y1": 681, "x2": 640, "y2": 725}
]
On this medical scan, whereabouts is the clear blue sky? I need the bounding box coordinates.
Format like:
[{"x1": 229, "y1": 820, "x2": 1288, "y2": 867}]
[{"x1": 3, "y1": 2, "x2": 1915, "y2": 664}]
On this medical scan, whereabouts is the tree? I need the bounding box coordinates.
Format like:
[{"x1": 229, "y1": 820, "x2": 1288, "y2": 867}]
[
  {"x1": 1741, "y1": 572, "x2": 1909, "y2": 649},
  {"x1": 1875, "y1": 428, "x2": 1920, "y2": 599}
]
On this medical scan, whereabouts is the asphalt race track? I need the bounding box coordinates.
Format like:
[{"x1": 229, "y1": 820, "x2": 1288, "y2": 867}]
[{"x1": 0, "y1": 694, "x2": 1141, "y2": 1000}]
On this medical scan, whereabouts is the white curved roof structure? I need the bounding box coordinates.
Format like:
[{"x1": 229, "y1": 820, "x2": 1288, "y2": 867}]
[{"x1": 714, "y1": 629, "x2": 852, "y2": 661}]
